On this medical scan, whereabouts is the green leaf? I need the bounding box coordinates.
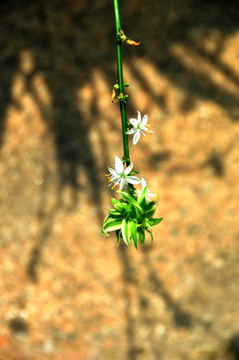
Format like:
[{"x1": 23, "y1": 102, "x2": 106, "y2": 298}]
[
  {"x1": 146, "y1": 200, "x2": 156, "y2": 211},
  {"x1": 108, "y1": 209, "x2": 123, "y2": 218},
  {"x1": 146, "y1": 229, "x2": 154, "y2": 246},
  {"x1": 103, "y1": 218, "x2": 123, "y2": 233},
  {"x1": 114, "y1": 202, "x2": 128, "y2": 213},
  {"x1": 146, "y1": 208, "x2": 156, "y2": 218},
  {"x1": 122, "y1": 219, "x2": 130, "y2": 246},
  {"x1": 138, "y1": 185, "x2": 147, "y2": 202},
  {"x1": 128, "y1": 204, "x2": 137, "y2": 219},
  {"x1": 138, "y1": 228, "x2": 145, "y2": 244},
  {"x1": 129, "y1": 220, "x2": 138, "y2": 249},
  {"x1": 102, "y1": 228, "x2": 110, "y2": 236},
  {"x1": 140, "y1": 197, "x2": 147, "y2": 211},
  {"x1": 131, "y1": 202, "x2": 144, "y2": 217},
  {"x1": 138, "y1": 186, "x2": 147, "y2": 209},
  {"x1": 117, "y1": 190, "x2": 136, "y2": 203},
  {"x1": 148, "y1": 218, "x2": 163, "y2": 227},
  {"x1": 102, "y1": 214, "x2": 112, "y2": 226},
  {"x1": 116, "y1": 229, "x2": 121, "y2": 246},
  {"x1": 145, "y1": 201, "x2": 157, "y2": 218},
  {"x1": 111, "y1": 198, "x2": 118, "y2": 206}
]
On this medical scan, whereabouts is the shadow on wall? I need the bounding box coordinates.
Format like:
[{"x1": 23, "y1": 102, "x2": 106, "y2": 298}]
[
  {"x1": 118, "y1": 244, "x2": 193, "y2": 359},
  {"x1": 228, "y1": 334, "x2": 239, "y2": 360},
  {"x1": 1, "y1": 0, "x2": 239, "y2": 198},
  {"x1": 0, "y1": 0, "x2": 113, "y2": 215},
  {"x1": 118, "y1": 243, "x2": 239, "y2": 360},
  {"x1": 1, "y1": 0, "x2": 239, "y2": 282}
]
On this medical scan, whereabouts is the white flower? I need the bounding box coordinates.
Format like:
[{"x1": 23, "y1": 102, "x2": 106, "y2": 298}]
[
  {"x1": 126, "y1": 111, "x2": 154, "y2": 145},
  {"x1": 106, "y1": 156, "x2": 141, "y2": 190},
  {"x1": 137, "y1": 178, "x2": 158, "y2": 202}
]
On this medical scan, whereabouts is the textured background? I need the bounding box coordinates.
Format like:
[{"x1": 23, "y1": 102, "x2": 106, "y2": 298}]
[{"x1": 0, "y1": 0, "x2": 239, "y2": 359}]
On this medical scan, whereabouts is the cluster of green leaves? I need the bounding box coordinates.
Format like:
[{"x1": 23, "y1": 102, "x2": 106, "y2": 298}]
[{"x1": 102, "y1": 187, "x2": 163, "y2": 248}]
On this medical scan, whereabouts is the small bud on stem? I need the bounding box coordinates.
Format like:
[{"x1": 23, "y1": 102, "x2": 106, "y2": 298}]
[{"x1": 118, "y1": 29, "x2": 140, "y2": 47}]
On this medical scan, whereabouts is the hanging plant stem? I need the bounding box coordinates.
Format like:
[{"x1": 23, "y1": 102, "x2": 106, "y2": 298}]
[
  {"x1": 102, "y1": 1, "x2": 163, "y2": 248},
  {"x1": 113, "y1": 0, "x2": 130, "y2": 166}
]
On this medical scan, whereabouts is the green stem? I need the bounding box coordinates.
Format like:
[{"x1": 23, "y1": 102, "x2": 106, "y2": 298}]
[{"x1": 113, "y1": 0, "x2": 130, "y2": 166}]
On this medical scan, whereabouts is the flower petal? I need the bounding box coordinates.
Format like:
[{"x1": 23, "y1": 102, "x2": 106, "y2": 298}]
[
  {"x1": 141, "y1": 177, "x2": 147, "y2": 188},
  {"x1": 111, "y1": 175, "x2": 120, "y2": 183},
  {"x1": 140, "y1": 130, "x2": 147, "y2": 137},
  {"x1": 141, "y1": 114, "x2": 148, "y2": 127},
  {"x1": 124, "y1": 162, "x2": 133, "y2": 175},
  {"x1": 119, "y1": 178, "x2": 126, "y2": 190},
  {"x1": 129, "y1": 118, "x2": 139, "y2": 128},
  {"x1": 108, "y1": 167, "x2": 118, "y2": 177},
  {"x1": 114, "y1": 156, "x2": 124, "y2": 174},
  {"x1": 146, "y1": 192, "x2": 157, "y2": 201},
  {"x1": 133, "y1": 131, "x2": 141, "y2": 145},
  {"x1": 126, "y1": 176, "x2": 141, "y2": 185},
  {"x1": 108, "y1": 175, "x2": 119, "y2": 187},
  {"x1": 141, "y1": 125, "x2": 150, "y2": 132},
  {"x1": 126, "y1": 129, "x2": 136, "y2": 135},
  {"x1": 137, "y1": 110, "x2": 141, "y2": 123}
]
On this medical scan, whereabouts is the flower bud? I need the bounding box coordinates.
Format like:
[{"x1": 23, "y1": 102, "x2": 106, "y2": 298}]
[
  {"x1": 111, "y1": 88, "x2": 118, "y2": 103},
  {"x1": 125, "y1": 39, "x2": 140, "y2": 46}
]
